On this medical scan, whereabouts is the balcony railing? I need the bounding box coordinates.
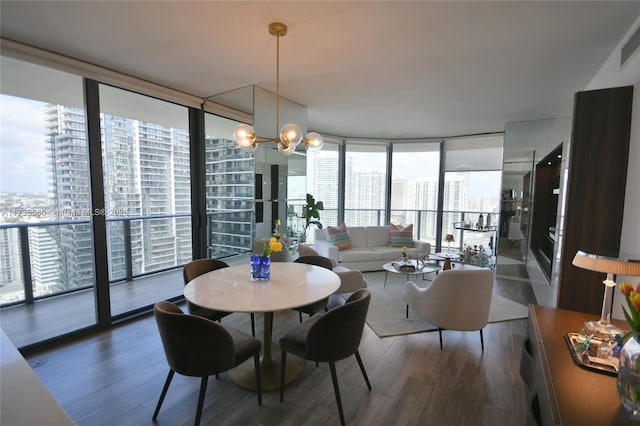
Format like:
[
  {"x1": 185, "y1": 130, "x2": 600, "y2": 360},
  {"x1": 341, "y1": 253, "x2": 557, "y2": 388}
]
[
  {"x1": 0, "y1": 212, "x2": 193, "y2": 307},
  {"x1": 1, "y1": 207, "x2": 499, "y2": 308}
]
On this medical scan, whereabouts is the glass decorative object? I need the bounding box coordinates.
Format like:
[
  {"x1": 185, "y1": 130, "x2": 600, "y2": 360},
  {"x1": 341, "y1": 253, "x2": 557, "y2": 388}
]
[
  {"x1": 618, "y1": 336, "x2": 640, "y2": 420},
  {"x1": 251, "y1": 254, "x2": 271, "y2": 281}
]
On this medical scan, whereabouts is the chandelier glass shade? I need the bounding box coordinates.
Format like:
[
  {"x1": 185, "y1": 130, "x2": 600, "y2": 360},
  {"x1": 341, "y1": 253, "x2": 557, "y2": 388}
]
[{"x1": 232, "y1": 22, "x2": 323, "y2": 155}]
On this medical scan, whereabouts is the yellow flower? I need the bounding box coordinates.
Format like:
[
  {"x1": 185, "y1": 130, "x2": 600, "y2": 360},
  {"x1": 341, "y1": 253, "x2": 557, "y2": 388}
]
[
  {"x1": 270, "y1": 238, "x2": 283, "y2": 252},
  {"x1": 263, "y1": 237, "x2": 283, "y2": 256},
  {"x1": 621, "y1": 281, "x2": 634, "y2": 296},
  {"x1": 620, "y1": 281, "x2": 640, "y2": 341},
  {"x1": 275, "y1": 219, "x2": 281, "y2": 226},
  {"x1": 631, "y1": 292, "x2": 640, "y2": 311}
]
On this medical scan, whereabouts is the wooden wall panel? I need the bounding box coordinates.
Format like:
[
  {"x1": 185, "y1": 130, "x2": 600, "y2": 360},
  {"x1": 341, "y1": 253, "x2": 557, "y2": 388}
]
[{"x1": 557, "y1": 86, "x2": 633, "y2": 314}]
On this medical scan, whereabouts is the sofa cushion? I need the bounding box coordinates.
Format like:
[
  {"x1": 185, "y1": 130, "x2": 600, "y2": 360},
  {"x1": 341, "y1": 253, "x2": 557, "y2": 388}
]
[
  {"x1": 388, "y1": 224, "x2": 415, "y2": 247},
  {"x1": 338, "y1": 247, "x2": 383, "y2": 263},
  {"x1": 370, "y1": 246, "x2": 404, "y2": 261},
  {"x1": 347, "y1": 226, "x2": 367, "y2": 248},
  {"x1": 327, "y1": 223, "x2": 353, "y2": 251},
  {"x1": 366, "y1": 226, "x2": 390, "y2": 247}
]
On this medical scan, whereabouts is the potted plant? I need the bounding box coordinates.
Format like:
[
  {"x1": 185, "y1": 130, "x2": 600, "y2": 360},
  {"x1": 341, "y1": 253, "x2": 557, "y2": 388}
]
[{"x1": 302, "y1": 193, "x2": 324, "y2": 241}]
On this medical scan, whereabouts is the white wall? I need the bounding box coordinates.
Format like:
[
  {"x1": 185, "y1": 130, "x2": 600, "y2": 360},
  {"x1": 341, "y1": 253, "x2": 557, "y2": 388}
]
[{"x1": 585, "y1": 16, "x2": 640, "y2": 320}]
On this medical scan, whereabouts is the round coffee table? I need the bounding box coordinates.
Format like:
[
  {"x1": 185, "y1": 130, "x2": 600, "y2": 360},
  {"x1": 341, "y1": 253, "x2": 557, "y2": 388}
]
[
  {"x1": 433, "y1": 251, "x2": 461, "y2": 260},
  {"x1": 382, "y1": 261, "x2": 441, "y2": 288}
]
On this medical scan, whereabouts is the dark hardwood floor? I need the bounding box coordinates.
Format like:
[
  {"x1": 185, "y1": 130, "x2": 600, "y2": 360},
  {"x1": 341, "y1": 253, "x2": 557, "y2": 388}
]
[{"x1": 24, "y1": 263, "x2": 535, "y2": 426}]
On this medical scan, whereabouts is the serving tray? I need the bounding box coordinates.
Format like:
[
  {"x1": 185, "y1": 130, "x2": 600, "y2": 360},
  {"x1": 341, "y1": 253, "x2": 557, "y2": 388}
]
[{"x1": 564, "y1": 333, "x2": 619, "y2": 376}]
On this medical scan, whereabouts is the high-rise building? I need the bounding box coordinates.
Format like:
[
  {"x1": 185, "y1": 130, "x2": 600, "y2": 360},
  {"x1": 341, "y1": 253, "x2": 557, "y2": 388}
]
[
  {"x1": 45, "y1": 104, "x2": 94, "y2": 290},
  {"x1": 345, "y1": 168, "x2": 385, "y2": 225},
  {"x1": 415, "y1": 179, "x2": 439, "y2": 240},
  {"x1": 307, "y1": 152, "x2": 339, "y2": 226},
  {"x1": 0, "y1": 228, "x2": 24, "y2": 303},
  {"x1": 28, "y1": 225, "x2": 60, "y2": 295},
  {"x1": 204, "y1": 138, "x2": 254, "y2": 258}
]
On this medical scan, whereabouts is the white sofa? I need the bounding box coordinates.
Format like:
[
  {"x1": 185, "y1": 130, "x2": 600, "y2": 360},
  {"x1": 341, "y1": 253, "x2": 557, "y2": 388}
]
[{"x1": 313, "y1": 225, "x2": 431, "y2": 272}]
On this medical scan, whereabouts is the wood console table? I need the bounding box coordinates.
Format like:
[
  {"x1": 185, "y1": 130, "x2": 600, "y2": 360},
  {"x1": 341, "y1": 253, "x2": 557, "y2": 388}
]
[{"x1": 528, "y1": 305, "x2": 633, "y2": 425}]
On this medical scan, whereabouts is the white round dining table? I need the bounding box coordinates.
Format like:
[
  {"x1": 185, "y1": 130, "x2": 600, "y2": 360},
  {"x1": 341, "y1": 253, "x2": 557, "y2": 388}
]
[{"x1": 184, "y1": 262, "x2": 340, "y2": 390}]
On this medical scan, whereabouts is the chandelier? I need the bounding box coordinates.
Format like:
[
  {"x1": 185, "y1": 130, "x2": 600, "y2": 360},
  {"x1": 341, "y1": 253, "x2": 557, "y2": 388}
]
[{"x1": 232, "y1": 22, "x2": 323, "y2": 155}]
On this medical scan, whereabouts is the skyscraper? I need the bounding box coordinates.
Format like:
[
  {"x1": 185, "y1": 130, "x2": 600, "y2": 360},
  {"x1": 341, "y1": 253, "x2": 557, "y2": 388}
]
[
  {"x1": 204, "y1": 138, "x2": 254, "y2": 258},
  {"x1": 45, "y1": 104, "x2": 94, "y2": 290}
]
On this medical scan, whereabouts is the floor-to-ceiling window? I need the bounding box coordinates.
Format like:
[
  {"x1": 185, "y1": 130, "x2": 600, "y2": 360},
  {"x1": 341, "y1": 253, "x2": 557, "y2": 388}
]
[
  {"x1": 344, "y1": 141, "x2": 388, "y2": 226},
  {"x1": 305, "y1": 135, "x2": 503, "y2": 253},
  {"x1": 0, "y1": 56, "x2": 97, "y2": 346},
  {"x1": 99, "y1": 84, "x2": 192, "y2": 316},
  {"x1": 442, "y1": 135, "x2": 503, "y2": 256},
  {"x1": 390, "y1": 141, "x2": 441, "y2": 245}
]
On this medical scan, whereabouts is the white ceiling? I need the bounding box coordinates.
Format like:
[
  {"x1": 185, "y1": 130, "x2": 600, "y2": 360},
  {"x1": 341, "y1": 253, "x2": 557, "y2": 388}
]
[{"x1": 1, "y1": 1, "x2": 638, "y2": 139}]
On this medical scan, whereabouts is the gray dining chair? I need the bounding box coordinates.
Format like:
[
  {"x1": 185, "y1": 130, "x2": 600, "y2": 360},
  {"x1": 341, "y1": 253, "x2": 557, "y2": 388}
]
[
  {"x1": 152, "y1": 301, "x2": 262, "y2": 426},
  {"x1": 183, "y1": 258, "x2": 255, "y2": 337},
  {"x1": 292, "y1": 256, "x2": 333, "y2": 322},
  {"x1": 279, "y1": 289, "x2": 372, "y2": 426}
]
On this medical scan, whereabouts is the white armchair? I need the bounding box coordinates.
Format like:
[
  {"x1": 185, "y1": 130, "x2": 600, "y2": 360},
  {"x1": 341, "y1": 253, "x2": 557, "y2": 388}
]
[
  {"x1": 403, "y1": 268, "x2": 494, "y2": 350},
  {"x1": 298, "y1": 244, "x2": 368, "y2": 309},
  {"x1": 327, "y1": 265, "x2": 368, "y2": 309}
]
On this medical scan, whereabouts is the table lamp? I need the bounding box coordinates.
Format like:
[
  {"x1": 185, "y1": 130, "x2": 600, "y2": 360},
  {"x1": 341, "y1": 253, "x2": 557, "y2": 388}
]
[
  {"x1": 572, "y1": 250, "x2": 640, "y2": 336},
  {"x1": 445, "y1": 234, "x2": 455, "y2": 253}
]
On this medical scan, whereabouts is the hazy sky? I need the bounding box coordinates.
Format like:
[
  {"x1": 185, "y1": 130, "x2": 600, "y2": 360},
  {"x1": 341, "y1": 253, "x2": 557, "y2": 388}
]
[{"x1": 1, "y1": 95, "x2": 48, "y2": 193}]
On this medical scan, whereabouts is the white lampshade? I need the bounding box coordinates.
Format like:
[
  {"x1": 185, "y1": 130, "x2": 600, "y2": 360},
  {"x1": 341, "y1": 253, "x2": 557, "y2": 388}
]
[{"x1": 572, "y1": 251, "x2": 640, "y2": 276}]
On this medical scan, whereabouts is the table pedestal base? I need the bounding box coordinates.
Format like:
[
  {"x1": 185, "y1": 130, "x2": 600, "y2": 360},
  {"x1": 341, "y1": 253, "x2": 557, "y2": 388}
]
[{"x1": 229, "y1": 342, "x2": 303, "y2": 391}]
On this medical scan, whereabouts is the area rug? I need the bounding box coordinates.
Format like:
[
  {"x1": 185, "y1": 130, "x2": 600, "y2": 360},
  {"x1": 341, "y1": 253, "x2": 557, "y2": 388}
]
[{"x1": 362, "y1": 270, "x2": 529, "y2": 338}]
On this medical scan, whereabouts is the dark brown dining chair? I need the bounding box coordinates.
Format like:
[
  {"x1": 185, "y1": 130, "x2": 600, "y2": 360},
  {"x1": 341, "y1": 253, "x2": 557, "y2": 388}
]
[
  {"x1": 152, "y1": 301, "x2": 262, "y2": 426},
  {"x1": 183, "y1": 258, "x2": 255, "y2": 336},
  {"x1": 292, "y1": 255, "x2": 333, "y2": 322},
  {"x1": 279, "y1": 289, "x2": 372, "y2": 426}
]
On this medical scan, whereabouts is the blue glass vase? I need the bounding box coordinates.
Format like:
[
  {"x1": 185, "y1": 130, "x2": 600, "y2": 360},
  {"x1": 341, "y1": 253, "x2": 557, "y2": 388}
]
[{"x1": 251, "y1": 254, "x2": 271, "y2": 281}]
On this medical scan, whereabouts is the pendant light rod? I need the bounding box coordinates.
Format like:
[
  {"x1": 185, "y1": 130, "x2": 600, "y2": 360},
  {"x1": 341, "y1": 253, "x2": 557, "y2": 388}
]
[{"x1": 274, "y1": 23, "x2": 282, "y2": 139}]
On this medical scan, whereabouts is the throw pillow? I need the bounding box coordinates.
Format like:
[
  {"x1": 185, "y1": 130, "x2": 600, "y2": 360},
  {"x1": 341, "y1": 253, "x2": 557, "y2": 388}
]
[
  {"x1": 388, "y1": 224, "x2": 415, "y2": 247},
  {"x1": 327, "y1": 223, "x2": 353, "y2": 251}
]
